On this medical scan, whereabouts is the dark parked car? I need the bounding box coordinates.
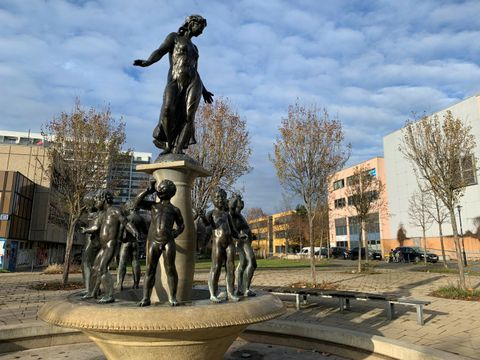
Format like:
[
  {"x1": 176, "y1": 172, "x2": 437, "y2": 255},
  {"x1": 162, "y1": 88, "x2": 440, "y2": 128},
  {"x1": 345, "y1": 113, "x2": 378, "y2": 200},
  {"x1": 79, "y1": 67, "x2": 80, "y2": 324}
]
[
  {"x1": 349, "y1": 247, "x2": 382, "y2": 261},
  {"x1": 330, "y1": 247, "x2": 348, "y2": 259},
  {"x1": 394, "y1": 247, "x2": 438, "y2": 263}
]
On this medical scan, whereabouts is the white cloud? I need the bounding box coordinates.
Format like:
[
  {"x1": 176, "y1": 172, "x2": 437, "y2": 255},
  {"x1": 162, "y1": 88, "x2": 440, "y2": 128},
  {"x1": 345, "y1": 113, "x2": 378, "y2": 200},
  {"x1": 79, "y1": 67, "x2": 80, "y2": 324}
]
[{"x1": 0, "y1": 0, "x2": 478, "y2": 212}]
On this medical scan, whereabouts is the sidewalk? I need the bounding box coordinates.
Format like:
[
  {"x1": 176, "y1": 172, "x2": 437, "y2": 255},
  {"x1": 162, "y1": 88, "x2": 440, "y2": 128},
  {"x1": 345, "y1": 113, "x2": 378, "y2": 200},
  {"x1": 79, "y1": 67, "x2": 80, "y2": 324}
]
[{"x1": 0, "y1": 269, "x2": 479, "y2": 359}]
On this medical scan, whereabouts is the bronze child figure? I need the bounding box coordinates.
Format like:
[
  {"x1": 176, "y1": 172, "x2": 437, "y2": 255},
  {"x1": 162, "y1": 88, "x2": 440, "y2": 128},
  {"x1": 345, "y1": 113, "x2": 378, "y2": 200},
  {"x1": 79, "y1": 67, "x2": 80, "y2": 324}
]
[
  {"x1": 133, "y1": 14, "x2": 213, "y2": 154},
  {"x1": 134, "y1": 179, "x2": 184, "y2": 307},
  {"x1": 116, "y1": 200, "x2": 148, "y2": 291},
  {"x1": 229, "y1": 193, "x2": 257, "y2": 297},
  {"x1": 81, "y1": 190, "x2": 139, "y2": 304},
  {"x1": 204, "y1": 188, "x2": 240, "y2": 303}
]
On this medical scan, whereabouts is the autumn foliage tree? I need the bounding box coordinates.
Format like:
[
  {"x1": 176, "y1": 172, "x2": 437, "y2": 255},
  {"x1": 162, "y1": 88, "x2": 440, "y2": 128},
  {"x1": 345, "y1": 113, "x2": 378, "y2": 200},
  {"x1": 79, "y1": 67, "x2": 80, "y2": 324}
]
[
  {"x1": 187, "y1": 98, "x2": 251, "y2": 213},
  {"x1": 43, "y1": 100, "x2": 126, "y2": 284},
  {"x1": 271, "y1": 103, "x2": 350, "y2": 283},
  {"x1": 400, "y1": 110, "x2": 476, "y2": 289}
]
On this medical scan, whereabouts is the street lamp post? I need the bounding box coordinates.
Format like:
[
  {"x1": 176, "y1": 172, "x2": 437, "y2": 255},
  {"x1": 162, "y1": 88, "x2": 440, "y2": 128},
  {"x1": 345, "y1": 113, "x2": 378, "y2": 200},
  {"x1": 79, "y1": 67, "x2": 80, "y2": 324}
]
[{"x1": 456, "y1": 205, "x2": 468, "y2": 267}]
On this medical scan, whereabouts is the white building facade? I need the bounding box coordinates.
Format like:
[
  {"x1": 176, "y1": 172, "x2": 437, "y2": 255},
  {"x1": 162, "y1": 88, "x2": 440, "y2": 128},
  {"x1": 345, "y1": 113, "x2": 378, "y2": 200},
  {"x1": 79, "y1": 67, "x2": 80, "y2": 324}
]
[{"x1": 383, "y1": 94, "x2": 480, "y2": 239}]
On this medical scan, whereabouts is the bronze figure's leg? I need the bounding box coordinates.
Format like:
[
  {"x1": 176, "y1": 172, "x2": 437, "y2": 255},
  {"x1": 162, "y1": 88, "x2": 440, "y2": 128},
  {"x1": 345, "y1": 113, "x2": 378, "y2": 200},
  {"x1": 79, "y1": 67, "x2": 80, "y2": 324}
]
[
  {"x1": 139, "y1": 241, "x2": 162, "y2": 307},
  {"x1": 208, "y1": 242, "x2": 224, "y2": 303},
  {"x1": 131, "y1": 242, "x2": 141, "y2": 289},
  {"x1": 173, "y1": 77, "x2": 202, "y2": 154},
  {"x1": 97, "y1": 240, "x2": 116, "y2": 304},
  {"x1": 235, "y1": 241, "x2": 246, "y2": 296},
  {"x1": 164, "y1": 241, "x2": 179, "y2": 306},
  {"x1": 226, "y1": 243, "x2": 239, "y2": 302},
  {"x1": 243, "y1": 241, "x2": 257, "y2": 296},
  {"x1": 83, "y1": 249, "x2": 103, "y2": 299},
  {"x1": 116, "y1": 242, "x2": 130, "y2": 290}
]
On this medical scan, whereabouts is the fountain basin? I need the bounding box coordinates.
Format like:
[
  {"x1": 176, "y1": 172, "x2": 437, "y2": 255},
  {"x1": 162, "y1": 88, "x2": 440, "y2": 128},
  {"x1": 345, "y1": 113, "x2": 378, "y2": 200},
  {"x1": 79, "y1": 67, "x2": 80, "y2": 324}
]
[{"x1": 38, "y1": 289, "x2": 285, "y2": 360}]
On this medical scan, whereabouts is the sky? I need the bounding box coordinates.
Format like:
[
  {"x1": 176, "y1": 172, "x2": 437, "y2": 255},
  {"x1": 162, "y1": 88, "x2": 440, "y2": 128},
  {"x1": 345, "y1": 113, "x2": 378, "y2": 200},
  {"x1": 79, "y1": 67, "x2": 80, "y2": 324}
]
[{"x1": 1, "y1": 0, "x2": 480, "y2": 213}]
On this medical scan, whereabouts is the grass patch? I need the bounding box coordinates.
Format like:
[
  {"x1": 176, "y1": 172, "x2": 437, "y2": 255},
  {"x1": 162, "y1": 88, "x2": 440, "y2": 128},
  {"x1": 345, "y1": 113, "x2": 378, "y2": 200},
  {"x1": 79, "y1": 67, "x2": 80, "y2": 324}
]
[
  {"x1": 431, "y1": 284, "x2": 480, "y2": 301},
  {"x1": 413, "y1": 265, "x2": 480, "y2": 276},
  {"x1": 194, "y1": 258, "x2": 334, "y2": 270},
  {"x1": 42, "y1": 263, "x2": 82, "y2": 274}
]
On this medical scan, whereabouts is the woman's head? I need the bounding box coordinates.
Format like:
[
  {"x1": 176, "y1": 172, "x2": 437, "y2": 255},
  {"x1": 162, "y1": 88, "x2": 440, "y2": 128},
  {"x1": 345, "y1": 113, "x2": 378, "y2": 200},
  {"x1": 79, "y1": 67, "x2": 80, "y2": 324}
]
[{"x1": 178, "y1": 14, "x2": 207, "y2": 37}]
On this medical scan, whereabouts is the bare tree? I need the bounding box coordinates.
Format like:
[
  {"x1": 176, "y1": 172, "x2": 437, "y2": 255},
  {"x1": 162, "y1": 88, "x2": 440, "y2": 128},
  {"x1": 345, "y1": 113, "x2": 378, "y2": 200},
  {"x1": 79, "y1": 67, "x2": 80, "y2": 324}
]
[
  {"x1": 187, "y1": 98, "x2": 252, "y2": 213},
  {"x1": 345, "y1": 165, "x2": 386, "y2": 272},
  {"x1": 408, "y1": 186, "x2": 434, "y2": 265},
  {"x1": 43, "y1": 100, "x2": 126, "y2": 284},
  {"x1": 425, "y1": 189, "x2": 450, "y2": 268},
  {"x1": 271, "y1": 102, "x2": 350, "y2": 283},
  {"x1": 400, "y1": 110, "x2": 476, "y2": 289}
]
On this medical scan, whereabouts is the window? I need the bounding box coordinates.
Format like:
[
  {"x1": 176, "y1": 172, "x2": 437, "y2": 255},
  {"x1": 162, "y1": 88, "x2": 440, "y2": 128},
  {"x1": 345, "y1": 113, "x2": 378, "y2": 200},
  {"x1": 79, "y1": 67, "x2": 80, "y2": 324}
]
[
  {"x1": 274, "y1": 230, "x2": 287, "y2": 239},
  {"x1": 460, "y1": 155, "x2": 476, "y2": 186},
  {"x1": 346, "y1": 175, "x2": 359, "y2": 186},
  {"x1": 256, "y1": 232, "x2": 267, "y2": 240},
  {"x1": 335, "y1": 218, "x2": 347, "y2": 236},
  {"x1": 333, "y1": 179, "x2": 345, "y2": 190},
  {"x1": 274, "y1": 216, "x2": 292, "y2": 225},
  {"x1": 334, "y1": 198, "x2": 346, "y2": 208}
]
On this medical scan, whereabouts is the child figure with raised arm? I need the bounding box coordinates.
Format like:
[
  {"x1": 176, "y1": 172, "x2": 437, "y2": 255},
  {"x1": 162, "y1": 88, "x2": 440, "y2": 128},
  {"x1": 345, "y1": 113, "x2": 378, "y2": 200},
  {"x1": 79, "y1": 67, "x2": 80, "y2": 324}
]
[
  {"x1": 133, "y1": 179, "x2": 184, "y2": 307},
  {"x1": 204, "y1": 188, "x2": 240, "y2": 303}
]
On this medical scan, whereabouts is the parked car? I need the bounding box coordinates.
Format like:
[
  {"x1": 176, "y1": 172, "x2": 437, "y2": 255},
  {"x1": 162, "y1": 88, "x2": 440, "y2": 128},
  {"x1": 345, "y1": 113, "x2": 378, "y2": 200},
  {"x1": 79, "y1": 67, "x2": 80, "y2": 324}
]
[
  {"x1": 394, "y1": 247, "x2": 438, "y2": 263},
  {"x1": 349, "y1": 247, "x2": 382, "y2": 261},
  {"x1": 298, "y1": 247, "x2": 327, "y2": 257},
  {"x1": 330, "y1": 247, "x2": 348, "y2": 259}
]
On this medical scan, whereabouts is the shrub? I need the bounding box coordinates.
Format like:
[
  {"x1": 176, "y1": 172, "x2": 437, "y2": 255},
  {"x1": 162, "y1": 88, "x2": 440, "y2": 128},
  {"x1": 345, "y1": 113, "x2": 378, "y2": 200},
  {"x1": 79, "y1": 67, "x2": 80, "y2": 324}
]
[
  {"x1": 43, "y1": 263, "x2": 81, "y2": 274},
  {"x1": 431, "y1": 284, "x2": 480, "y2": 301}
]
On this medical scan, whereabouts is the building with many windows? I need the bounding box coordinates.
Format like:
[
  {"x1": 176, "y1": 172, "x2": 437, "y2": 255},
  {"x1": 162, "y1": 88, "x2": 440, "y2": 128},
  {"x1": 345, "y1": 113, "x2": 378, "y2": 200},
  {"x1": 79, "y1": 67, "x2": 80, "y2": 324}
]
[
  {"x1": 248, "y1": 210, "x2": 304, "y2": 256},
  {"x1": 0, "y1": 144, "x2": 75, "y2": 270},
  {"x1": 109, "y1": 151, "x2": 152, "y2": 206},
  {"x1": 328, "y1": 157, "x2": 390, "y2": 253}
]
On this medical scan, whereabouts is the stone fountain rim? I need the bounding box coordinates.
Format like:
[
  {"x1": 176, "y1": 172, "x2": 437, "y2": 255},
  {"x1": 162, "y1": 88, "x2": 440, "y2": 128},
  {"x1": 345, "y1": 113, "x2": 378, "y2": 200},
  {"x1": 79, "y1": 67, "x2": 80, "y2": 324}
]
[{"x1": 38, "y1": 291, "x2": 285, "y2": 332}]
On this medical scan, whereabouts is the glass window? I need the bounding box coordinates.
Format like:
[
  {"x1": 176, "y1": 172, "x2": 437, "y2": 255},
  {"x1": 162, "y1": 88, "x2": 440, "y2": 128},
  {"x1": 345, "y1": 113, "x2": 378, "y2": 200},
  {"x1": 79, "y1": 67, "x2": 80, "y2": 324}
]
[
  {"x1": 333, "y1": 179, "x2": 345, "y2": 190},
  {"x1": 334, "y1": 198, "x2": 346, "y2": 208}
]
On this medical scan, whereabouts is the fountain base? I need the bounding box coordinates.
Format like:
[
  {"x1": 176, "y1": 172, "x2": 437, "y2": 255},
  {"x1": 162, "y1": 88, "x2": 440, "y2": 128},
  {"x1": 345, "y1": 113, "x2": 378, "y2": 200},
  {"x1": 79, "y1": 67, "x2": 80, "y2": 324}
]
[{"x1": 38, "y1": 289, "x2": 285, "y2": 360}]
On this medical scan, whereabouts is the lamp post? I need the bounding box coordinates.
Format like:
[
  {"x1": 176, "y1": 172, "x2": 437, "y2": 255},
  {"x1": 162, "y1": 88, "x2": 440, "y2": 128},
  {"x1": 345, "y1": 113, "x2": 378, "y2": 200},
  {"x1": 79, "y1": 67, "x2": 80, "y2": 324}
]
[{"x1": 456, "y1": 205, "x2": 468, "y2": 267}]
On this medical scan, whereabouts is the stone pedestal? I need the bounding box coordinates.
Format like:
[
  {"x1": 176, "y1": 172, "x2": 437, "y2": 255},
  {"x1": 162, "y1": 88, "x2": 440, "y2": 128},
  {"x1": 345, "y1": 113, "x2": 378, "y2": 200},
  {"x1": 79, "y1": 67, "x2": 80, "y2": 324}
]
[{"x1": 136, "y1": 155, "x2": 210, "y2": 303}]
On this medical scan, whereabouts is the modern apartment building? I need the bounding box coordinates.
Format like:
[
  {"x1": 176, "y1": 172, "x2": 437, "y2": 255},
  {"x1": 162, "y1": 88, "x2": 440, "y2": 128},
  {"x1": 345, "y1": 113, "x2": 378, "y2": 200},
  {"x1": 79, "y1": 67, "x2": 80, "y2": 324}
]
[
  {"x1": 248, "y1": 210, "x2": 304, "y2": 256},
  {"x1": 328, "y1": 157, "x2": 390, "y2": 253},
  {"x1": 109, "y1": 151, "x2": 152, "y2": 206},
  {"x1": 383, "y1": 94, "x2": 480, "y2": 259}
]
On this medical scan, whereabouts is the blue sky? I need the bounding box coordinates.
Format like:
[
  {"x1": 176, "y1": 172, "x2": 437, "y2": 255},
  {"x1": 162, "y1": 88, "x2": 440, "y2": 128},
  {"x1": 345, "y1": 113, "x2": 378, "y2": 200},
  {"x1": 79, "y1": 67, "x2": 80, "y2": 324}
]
[{"x1": 1, "y1": 0, "x2": 479, "y2": 213}]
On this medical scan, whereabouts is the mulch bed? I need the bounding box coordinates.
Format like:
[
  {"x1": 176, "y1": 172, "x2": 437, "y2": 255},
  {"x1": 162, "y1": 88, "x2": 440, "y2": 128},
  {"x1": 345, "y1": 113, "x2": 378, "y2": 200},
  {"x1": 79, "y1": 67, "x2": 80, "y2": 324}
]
[
  {"x1": 430, "y1": 291, "x2": 480, "y2": 301},
  {"x1": 288, "y1": 281, "x2": 338, "y2": 290},
  {"x1": 29, "y1": 281, "x2": 84, "y2": 291}
]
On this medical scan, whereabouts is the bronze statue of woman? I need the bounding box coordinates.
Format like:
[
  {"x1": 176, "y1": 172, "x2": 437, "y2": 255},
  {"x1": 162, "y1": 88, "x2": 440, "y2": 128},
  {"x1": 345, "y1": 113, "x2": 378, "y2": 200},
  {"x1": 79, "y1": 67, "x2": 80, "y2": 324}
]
[{"x1": 133, "y1": 15, "x2": 214, "y2": 154}]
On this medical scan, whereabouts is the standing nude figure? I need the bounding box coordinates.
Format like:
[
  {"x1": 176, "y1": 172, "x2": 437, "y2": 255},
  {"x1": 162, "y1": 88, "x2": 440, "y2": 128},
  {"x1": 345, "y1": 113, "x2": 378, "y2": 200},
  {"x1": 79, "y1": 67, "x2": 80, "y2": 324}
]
[
  {"x1": 133, "y1": 14, "x2": 213, "y2": 154},
  {"x1": 81, "y1": 195, "x2": 101, "y2": 296},
  {"x1": 204, "y1": 188, "x2": 240, "y2": 303},
  {"x1": 116, "y1": 200, "x2": 149, "y2": 291},
  {"x1": 229, "y1": 193, "x2": 257, "y2": 297},
  {"x1": 81, "y1": 191, "x2": 139, "y2": 303},
  {"x1": 133, "y1": 180, "x2": 184, "y2": 307}
]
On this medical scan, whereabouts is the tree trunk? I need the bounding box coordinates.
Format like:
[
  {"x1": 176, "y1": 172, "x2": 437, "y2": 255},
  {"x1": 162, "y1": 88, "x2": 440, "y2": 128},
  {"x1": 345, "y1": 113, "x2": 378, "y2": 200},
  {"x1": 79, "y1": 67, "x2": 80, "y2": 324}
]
[
  {"x1": 62, "y1": 216, "x2": 78, "y2": 285},
  {"x1": 308, "y1": 215, "x2": 316, "y2": 284},
  {"x1": 357, "y1": 225, "x2": 362, "y2": 273},
  {"x1": 363, "y1": 222, "x2": 368, "y2": 265},
  {"x1": 422, "y1": 228, "x2": 427, "y2": 266},
  {"x1": 438, "y1": 223, "x2": 448, "y2": 268},
  {"x1": 449, "y1": 210, "x2": 466, "y2": 290}
]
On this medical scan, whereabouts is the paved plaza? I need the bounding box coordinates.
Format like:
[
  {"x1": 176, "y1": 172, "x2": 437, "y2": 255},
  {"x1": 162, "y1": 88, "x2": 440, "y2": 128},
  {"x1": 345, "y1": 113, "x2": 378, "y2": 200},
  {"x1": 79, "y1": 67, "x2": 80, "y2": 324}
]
[{"x1": 0, "y1": 263, "x2": 479, "y2": 359}]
